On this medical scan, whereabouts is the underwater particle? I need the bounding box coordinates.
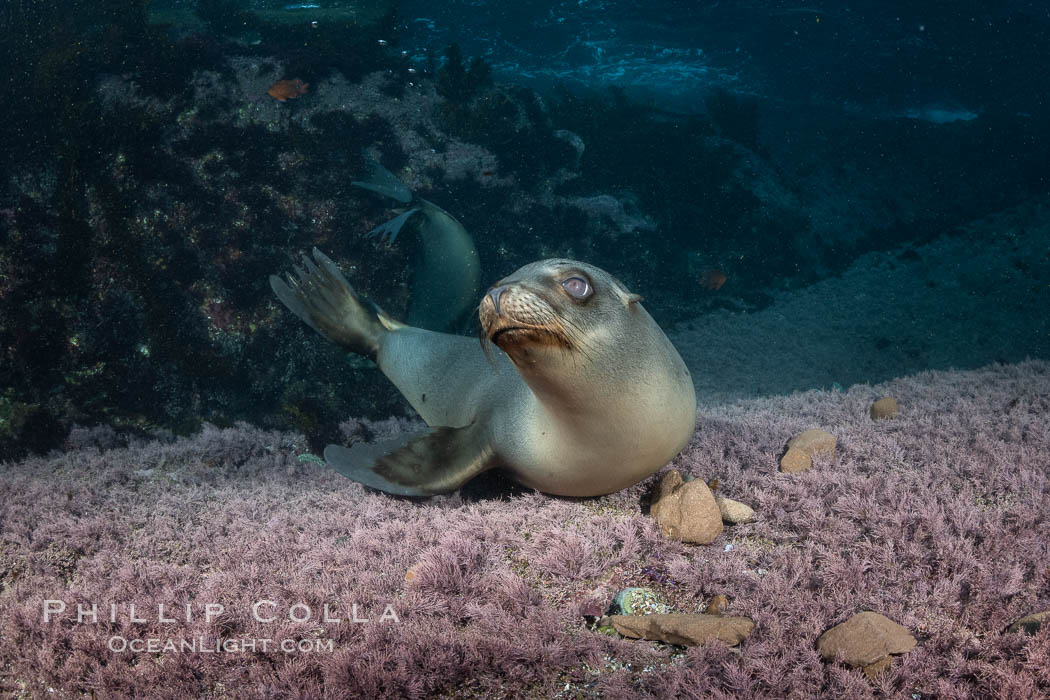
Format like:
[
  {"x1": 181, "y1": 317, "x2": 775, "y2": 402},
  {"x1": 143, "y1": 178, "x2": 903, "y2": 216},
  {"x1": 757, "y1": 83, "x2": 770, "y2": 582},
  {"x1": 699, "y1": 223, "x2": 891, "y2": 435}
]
[
  {"x1": 870, "y1": 396, "x2": 899, "y2": 420},
  {"x1": 610, "y1": 588, "x2": 669, "y2": 616},
  {"x1": 137, "y1": 344, "x2": 150, "y2": 357},
  {"x1": 700, "y1": 268, "x2": 728, "y2": 291},
  {"x1": 267, "y1": 79, "x2": 310, "y2": 102}
]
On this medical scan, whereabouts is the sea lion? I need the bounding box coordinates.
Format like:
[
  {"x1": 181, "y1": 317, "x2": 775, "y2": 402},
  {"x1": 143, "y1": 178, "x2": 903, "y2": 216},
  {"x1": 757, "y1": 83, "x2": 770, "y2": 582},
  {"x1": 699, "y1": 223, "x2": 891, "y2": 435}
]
[
  {"x1": 270, "y1": 252, "x2": 696, "y2": 497},
  {"x1": 352, "y1": 155, "x2": 480, "y2": 333}
]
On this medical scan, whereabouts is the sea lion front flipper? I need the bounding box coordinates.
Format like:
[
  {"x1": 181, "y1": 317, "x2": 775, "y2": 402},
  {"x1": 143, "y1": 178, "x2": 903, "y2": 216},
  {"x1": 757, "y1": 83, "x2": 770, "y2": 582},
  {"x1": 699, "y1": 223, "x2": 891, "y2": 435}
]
[
  {"x1": 269, "y1": 248, "x2": 388, "y2": 358},
  {"x1": 324, "y1": 423, "x2": 496, "y2": 496}
]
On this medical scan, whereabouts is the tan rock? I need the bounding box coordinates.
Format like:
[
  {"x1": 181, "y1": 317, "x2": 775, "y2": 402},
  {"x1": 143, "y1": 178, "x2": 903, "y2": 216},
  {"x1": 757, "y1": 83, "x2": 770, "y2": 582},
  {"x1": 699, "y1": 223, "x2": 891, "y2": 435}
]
[
  {"x1": 654, "y1": 469, "x2": 685, "y2": 500},
  {"x1": 818, "y1": 611, "x2": 916, "y2": 669},
  {"x1": 1005, "y1": 610, "x2": 1049, "y2": 635},
  {"x1": 863, "y1": 656, "x2": 893, "y2": 679},
  {"x1": 788, "y1": 428, "x2": 837, "y2": 455},
  {"x1": 870, "y1": 397, "x2": 899, "y2": 420},
  {"x1": 605, "y1": 613, "x2": 754, "y2": 646},
  {"x1": 781, "y1": 429, "x2": 836, "y2": 473},
  {"x1": 650, "y1": 471, "x2": 723, "y2": 544},
  {"x1": 780, "y1": 447, "x2": 812, "y2": 473},
  {"x1": 716, "y1": 495, "x2": 756, "y2": 524},
  {"x1": 704, "y1": 594, "x2": 729, "y2": 615}
]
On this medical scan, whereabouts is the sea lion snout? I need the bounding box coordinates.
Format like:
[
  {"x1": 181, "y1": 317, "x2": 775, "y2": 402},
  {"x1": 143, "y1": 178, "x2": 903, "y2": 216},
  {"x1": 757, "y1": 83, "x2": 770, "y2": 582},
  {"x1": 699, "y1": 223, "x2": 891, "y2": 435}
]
[
  {"x1": 487, "y1": 284, "x2": 510, "y2": 316},
  {"x1": 479, "y1": 283, "x2": 569, "y2": 351}
]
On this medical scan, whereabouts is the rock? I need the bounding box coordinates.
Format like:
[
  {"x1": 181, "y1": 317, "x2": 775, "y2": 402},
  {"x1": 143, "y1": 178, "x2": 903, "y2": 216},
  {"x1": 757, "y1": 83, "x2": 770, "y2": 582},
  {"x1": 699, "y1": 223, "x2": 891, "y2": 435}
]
[
  {"x1": 1004, "y1": 610, "x2": 1049, "y2": 635},
  {"x1": 788, "y1": 428, "x2": 837, "y2": 455},
  {"x1": 870, "y1": 397, "x2": 899, "y2": 420},
  {"x1": 818, "y1": 611, "x2": 916, "y2": 671},
  {"x1": 862, "y1": 656, "x2": 894, "y2": 679},
  {"x1": 579, "y1": 601, "x2": 604, "y2": 622},
  {"x1": 780, "y1": 447, "x2": 812, "y2": 473},
  {"x1": 604, "y1": 613, "x2": 754, "y2": 647},
  {"x1": 650, "y1": 470, "x2": 723, "y2": 544},
  {"x1": 609, "y1": 588, "x2": 669, "y2": 616},
  {"x1": 716, "y1": 495, "x2": 756, "y2": 524},
  {"x1": 781, "y1": 429, "x2": 836, "y2": 473},
  {"x1": 654, "y1": 469, "x2": 685, "y2": 500},
  {"x1": 704, "y1": 594, "x2": 729, "y2": 615}
]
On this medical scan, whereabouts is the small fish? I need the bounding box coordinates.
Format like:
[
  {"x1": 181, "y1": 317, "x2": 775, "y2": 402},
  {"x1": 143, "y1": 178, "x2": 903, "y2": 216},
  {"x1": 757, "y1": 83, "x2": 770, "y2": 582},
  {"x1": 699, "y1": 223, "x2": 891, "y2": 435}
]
[
  {"x1": 284, "y1": 3, "x2": 320, "y2": 10},
  {"x1": 377, "y1": 39, "x2": 388, "y2": 46},
  {"x1": 267, "y1": 78, "x2": 309, "y2": 102},
  {"x1": 700, "y1": 268, "x2": 727, "y2": 291}
]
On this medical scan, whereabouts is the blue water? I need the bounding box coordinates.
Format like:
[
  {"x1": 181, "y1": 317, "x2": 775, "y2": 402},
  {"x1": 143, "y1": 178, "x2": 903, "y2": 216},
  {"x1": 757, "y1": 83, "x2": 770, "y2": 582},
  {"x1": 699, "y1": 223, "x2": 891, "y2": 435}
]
[
  {"x1": 0, "y1": 0, "x2": 1048, "y2": 454},
  {"x1": 400, "y1": 0, "x2": 1048, "y2": 117}
]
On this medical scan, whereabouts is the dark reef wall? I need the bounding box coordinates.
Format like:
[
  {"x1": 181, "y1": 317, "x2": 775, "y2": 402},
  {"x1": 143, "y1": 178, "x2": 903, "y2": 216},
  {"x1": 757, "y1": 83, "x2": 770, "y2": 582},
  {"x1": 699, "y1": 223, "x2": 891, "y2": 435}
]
[{"x1": 1, "y1": 6, "x2": 1047, "y2": 458}]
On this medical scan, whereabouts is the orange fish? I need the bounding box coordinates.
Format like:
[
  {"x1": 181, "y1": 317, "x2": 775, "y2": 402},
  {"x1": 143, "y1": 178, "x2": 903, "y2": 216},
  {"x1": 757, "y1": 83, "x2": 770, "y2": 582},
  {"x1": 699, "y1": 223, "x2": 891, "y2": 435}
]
[
  {"x1": 267, "y1": 79, "x2": 309, "y2": 102},
  {"x1": 700, "y1": 268, "x2": 727, "y2": 291}
]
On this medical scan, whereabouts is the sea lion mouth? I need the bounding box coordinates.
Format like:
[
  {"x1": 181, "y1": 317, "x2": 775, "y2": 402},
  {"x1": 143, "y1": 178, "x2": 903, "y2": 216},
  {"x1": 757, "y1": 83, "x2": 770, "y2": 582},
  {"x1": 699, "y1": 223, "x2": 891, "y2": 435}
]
[
  {"x1": 489, "y1": 326, "x2": 527, "y2": 343},
  {"x1": 488, "y1": 324, "x2": 562, "y2": 347},
  {"x1": 483, "y1": 314, "x2": 576, "y2": 352}
]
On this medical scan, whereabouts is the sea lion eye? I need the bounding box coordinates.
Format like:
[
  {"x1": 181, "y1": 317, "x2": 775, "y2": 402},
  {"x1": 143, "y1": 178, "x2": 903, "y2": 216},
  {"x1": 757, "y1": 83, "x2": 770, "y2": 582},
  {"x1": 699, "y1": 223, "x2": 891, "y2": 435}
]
[{"x1": 561, "y1": 276, "x2": 592, "y2": 299}]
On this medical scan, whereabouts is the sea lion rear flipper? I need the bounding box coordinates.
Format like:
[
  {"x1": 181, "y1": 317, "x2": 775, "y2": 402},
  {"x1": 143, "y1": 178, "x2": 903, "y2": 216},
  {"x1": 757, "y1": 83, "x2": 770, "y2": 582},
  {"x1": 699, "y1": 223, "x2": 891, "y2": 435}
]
[
  {"x1": 351, "y1": 154, "x2": 413, "y2": 203},
  {"x1": 324, "y1": 423, "x2": 496, "y2": 496},
  {"x1": 269, "y1": 248, "x2": 388, "y2": 358},
  {"x1": 364, "y1": 207, "x2": 421, "y2": 245}
]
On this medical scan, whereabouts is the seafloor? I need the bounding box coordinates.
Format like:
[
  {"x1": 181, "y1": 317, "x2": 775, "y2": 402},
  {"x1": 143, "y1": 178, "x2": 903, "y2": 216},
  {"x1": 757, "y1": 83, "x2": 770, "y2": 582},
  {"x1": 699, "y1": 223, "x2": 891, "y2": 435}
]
[
  {"x1": 2, "y1": 4, "x2": 1049, "y2": 696},
  {"x1": 2, "y1": 358, "x2": 1048, "y2": 697}
]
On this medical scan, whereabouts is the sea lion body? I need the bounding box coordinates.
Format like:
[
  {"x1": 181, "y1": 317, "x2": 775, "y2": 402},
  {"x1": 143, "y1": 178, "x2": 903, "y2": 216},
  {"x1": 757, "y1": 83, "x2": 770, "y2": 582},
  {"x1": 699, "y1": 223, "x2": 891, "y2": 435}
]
[
  {"x1": 353, "y1": 157, "x2": 480, "y2": 332},
  {"x1": 271, "y1": 255, "x2": 695, "y2": 497}
]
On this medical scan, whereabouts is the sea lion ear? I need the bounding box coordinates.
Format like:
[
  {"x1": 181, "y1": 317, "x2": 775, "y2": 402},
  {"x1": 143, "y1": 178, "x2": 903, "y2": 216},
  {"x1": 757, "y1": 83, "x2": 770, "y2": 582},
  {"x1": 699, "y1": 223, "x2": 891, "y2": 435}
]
[{"x1": 606, "y1": 273, "x2": 642, "y2": 306}]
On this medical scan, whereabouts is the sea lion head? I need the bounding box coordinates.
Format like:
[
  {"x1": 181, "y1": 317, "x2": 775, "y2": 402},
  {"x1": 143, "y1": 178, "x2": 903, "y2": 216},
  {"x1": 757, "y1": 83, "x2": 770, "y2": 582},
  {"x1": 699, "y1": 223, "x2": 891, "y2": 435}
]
[{"x1": 478, "y1": 259, "x2": 644, "y2": 372}]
